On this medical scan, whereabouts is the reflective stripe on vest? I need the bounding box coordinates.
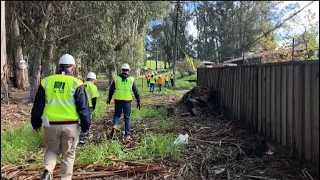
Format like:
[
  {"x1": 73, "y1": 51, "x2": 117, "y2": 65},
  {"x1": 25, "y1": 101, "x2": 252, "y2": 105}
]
[
  {"x1": 114, "y1": 76, "x2": 134, "y2": 100},
  {"x1": 41, "y1": 75, "x2": 83, "y2": 122}
]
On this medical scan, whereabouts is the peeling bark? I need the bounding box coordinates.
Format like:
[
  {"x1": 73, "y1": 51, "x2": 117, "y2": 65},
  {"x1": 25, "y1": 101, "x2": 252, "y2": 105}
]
[
  {"x1": 12, "y1": 13, "x2": 28, "y2": 89},
  {"x1": 30, "y1": 2, "x2": 53, "y2": 101},
  {"x1": 1, "y1": 1, "x2": 9, "y2": 103}
]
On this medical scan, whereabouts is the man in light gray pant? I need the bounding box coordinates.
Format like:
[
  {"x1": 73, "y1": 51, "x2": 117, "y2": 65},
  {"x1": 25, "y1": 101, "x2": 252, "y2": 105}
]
[{"x1": 31, "y1": 54, "x2": 90, "y2": 180}]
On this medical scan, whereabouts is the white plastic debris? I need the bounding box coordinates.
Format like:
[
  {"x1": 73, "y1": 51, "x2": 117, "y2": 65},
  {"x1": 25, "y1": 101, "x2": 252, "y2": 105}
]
[{"x1": 174, "y1": 133, "x2": 189, "y2": 145}]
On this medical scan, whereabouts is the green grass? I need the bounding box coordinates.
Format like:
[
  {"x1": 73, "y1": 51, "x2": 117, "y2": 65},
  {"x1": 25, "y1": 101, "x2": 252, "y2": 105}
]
[
  {"x1": 1, "y1": 123, "x2": 44, "y2": 165},
  {"x1": 174, "y1": 80, "x2": 196, "y2": 90},
  {"x1": 1, "y1": 121, "x2": 182, "y2": 166},
  {"x1": 92, "y1": 90, "x2": 108, "y2": 119},
  {"x1": 76, "y1": 133, "x2": 182, "y2": 165},
  {"x1": 155, "y1": 118, "x2": 179, "y2": 134},
  {"x1": 145, "y1": 60, "x2": 171, "y2": 69},
  {"x1": 97, "y1": 74, "x2": 107, "y2": 79},
  {"x1": 132, "y1": 134, "x2": 182, "y2": 161},
  {"x1": 180, "y1": 73, "x2": 197, "y2": 81},
  {"x1": 131, "y1": 107, "x2": 166, "y2": 121}
]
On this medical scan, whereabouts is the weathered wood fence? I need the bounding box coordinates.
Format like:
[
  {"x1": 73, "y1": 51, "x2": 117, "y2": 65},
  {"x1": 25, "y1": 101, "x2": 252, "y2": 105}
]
[{"x1": 197, "y1": 61, "x2": 319, "y2": 166}]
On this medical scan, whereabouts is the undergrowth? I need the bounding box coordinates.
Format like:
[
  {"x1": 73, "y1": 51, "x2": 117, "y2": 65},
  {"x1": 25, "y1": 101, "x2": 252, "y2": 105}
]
[
  {"x1": 76, "y1": 134, "x2": 182, "y2": 165},
  {"x1": 131, "y1": 107, "x2": 166, "y2": 121},
  {"x1": 1, "y1": 123, "x2": 44, "y2": 166},
  {"x1": 92, "y1": 90, "x2": 108, "y2": 120}
]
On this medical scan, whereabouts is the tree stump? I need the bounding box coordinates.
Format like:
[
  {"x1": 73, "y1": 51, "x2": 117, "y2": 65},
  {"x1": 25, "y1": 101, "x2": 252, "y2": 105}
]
[{"x1": 167, "y1": 107, "x2": 175, "y2": 117}]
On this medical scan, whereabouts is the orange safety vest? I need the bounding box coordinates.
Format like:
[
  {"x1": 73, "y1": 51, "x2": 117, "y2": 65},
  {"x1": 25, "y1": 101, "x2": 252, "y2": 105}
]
[{"x1": 158, "y1": 77, "x2": 163, "y2": 85}]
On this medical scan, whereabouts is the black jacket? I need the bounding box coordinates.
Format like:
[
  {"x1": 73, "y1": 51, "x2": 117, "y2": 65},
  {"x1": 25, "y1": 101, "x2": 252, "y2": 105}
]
[
  {"x1": 107, "y1": 73, "x2": 140, "y2": 103},
  {"x1": 31, "y1": 70, "x2": 91, "y2": 133}
]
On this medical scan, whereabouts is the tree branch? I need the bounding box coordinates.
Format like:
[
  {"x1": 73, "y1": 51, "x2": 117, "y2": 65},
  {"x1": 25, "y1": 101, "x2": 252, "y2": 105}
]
[{"x1": 17, "y1": 17, "x2": 35, "y2": 38}]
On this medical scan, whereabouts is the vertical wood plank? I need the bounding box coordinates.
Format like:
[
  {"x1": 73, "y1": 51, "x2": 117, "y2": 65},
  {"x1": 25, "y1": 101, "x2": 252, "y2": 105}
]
[
  {"x1": 262, "y1": 67, "x2": 266, "y2": 135},
  {"x1": 243, "y1": 67, "x2": 249, "y2": 125},
  {"x1": 252, "y1": 67, "x2": 257, "y2": 131},
  {"x1": 240, "y1": 68, "x2": 244, "y2": 121},
  {"x1": 293, "y1": 64, "x2": 302, "y2": 160},
  {"x1": 287, "y1": 65, "x2": 294, "y2": 149},
  {"x1": 304, "y1": 64, "x2": 312, "y2": 161},
  {"x1": 275, "y1": 66, "x2": 281, "y2": 144},
  {"x1": 311, "y1": 64, "x2": 319, "y2": 164},
  {"x1": 237, "y1": 68, "x2": 241, "y2": 120},
  {"x1": 234, "y1": 68, "x2": 238, "y2": 119},
  {"x1": 250, "y1": 67, "x2": 254, "y2": 128},
  {"x1": 281, "y1": 66, "x2": 287, "y2": 147},
  {"x1": 271, "y1": 66, "x2": 276, "y2": 141},
  {"x1": 258, "y1": 67, "x2": 262, "y2": 134},
  {"x1": 250, "y1": 67, "x2": 254, "y2": 127},
  {"x1": 266, "y1": 66, "x2": 271, "y2": 138}
]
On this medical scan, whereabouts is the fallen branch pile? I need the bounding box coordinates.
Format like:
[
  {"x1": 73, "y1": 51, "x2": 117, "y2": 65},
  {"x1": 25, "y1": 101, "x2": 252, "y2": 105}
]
[
  {"x1": 175, "y1": 99, "x2": 319, "y2": 180},
  {"x1": 1, "y1": 159, "x2": 164, "y2": 180}
]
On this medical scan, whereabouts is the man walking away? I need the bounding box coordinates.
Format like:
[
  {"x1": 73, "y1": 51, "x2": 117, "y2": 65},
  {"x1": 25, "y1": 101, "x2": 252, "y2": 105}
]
[
  {"x1": 164, "y1": 74, "x2": 169, "y2": 88},
  {"x1": 107, "y1": 63, "x2": 141, "y2": 140},
  {"x1": 79, "y1": 72, "x2": 100, "y2": 144},
  {"x1": 158, "y1": 75, "x2": 163, "y2": 92},
  {"x1": 170, "y1": 73, "x2": 174, "y2": 87},
  {"x1": 149, "y1": 74, "x2": 156, "y2": 93},
  {"x1": 31, "y1": 54, "x2": 90, "y2": 180}
]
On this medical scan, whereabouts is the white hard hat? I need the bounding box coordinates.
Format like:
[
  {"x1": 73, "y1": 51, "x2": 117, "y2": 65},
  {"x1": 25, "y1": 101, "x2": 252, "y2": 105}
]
[
  {"x1": 59, "y1": 54, "x2": 75, "y2": 65},
  {"x1": 87, "y1": 72, "x2": 96, "y2": 80},
  {"x1": 18, "y1": 60, "x2": 27, "y2": 70},
  {"x1": 121, "y1": 63, "x2": 130, "y2": 70}
]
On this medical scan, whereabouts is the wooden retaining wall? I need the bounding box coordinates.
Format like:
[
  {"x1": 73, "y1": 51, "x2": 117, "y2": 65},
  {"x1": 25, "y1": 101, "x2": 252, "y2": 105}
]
[{"x1": 197, "y1": 61, "x2": 319, "y2": 166}]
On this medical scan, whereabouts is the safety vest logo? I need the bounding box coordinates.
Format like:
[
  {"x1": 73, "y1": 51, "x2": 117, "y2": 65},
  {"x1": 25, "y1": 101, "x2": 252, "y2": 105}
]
[
  {"x1": 53, "y1": 81, "x2": 66, "y2": 93},
  {"x1": 121, "y1": 79, "x2": 128, "y2": 84}
]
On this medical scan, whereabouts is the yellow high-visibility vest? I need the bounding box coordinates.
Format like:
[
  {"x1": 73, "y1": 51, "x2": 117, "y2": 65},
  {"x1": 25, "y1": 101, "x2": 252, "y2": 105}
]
[
  {"x1": 84, "y1": 81, "x2": 100, "y2": 107},
  {"x1": 114, "y1": 76, "x2": 134, "y2": 100},
  {"x1": 41, "y1": 74, "x2": 83, "y2": 122},
  {"x1": 150, "y1": 77, "x2": 156, "y2": 84}
]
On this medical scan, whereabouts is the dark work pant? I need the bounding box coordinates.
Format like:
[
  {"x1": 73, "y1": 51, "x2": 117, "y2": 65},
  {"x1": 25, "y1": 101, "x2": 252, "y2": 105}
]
[
  {"x1": 170, "y1": 79, "x2": 174, "y2": 86},
  {"x1": 158, "y1": 84, "x2": 162, "y2": 92},
  {"x1": 150, "y1": 83, "x2": 155, "y2": 93},
  {"x1": 113, "y1": 101, "x2": 132, "y2": 136},
  {"x1": 165, "y1": 81, "x2": 169, "y2": 87}
]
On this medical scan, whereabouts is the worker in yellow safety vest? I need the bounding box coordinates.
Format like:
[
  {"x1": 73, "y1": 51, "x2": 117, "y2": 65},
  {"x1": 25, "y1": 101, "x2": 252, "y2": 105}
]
[
  {"x1": 164, "y1": 74, "x2": 169, "y2": 88},
  {"x1": 149, "y1": 73, "x2": 157, "y2": 93},
  {"x1": 170, "y1": 73, "x2": 174, "y2": 87},
  {"x1": 107, "y1": 63, "x2": 141, "y2": 140},
  {"x1": 79, "y1": 72, "x2": 100, "y2": 144},
  {"x1": 31, "y1": 54, "x2": 90, "y2": 180}
]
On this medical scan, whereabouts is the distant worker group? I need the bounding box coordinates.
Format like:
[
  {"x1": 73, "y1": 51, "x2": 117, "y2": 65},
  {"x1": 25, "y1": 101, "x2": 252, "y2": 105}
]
[{"x1": 145, "y1": 71, "x2": 174, "y2": 93}]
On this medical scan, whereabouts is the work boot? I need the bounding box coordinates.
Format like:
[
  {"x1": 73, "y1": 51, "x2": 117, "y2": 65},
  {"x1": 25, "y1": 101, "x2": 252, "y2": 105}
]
[
  {"x1": 41, "y1": 170, "x2": 51, "y2": 180},
  {"x1": 79, "y1": 136, "x2": 86, "y2": 144},
  {"x1": 125, "y1": 135, "x2": 133, "y2": 141}
]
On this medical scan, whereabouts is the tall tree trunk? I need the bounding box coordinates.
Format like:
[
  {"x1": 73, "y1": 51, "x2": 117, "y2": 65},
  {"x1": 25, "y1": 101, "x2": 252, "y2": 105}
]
[
  {"x1": 42, "y1": 41, "x2": 55, "y2": 77},
  {"x1": 12, "y1": 9, "x2": 28, "y2": 89},
  {"x1": 30, "y1": 2, "x2": 52, "y2": 101},
  {"x1": 1, "y1": 1, "x2": 9, "y2": 103}
]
